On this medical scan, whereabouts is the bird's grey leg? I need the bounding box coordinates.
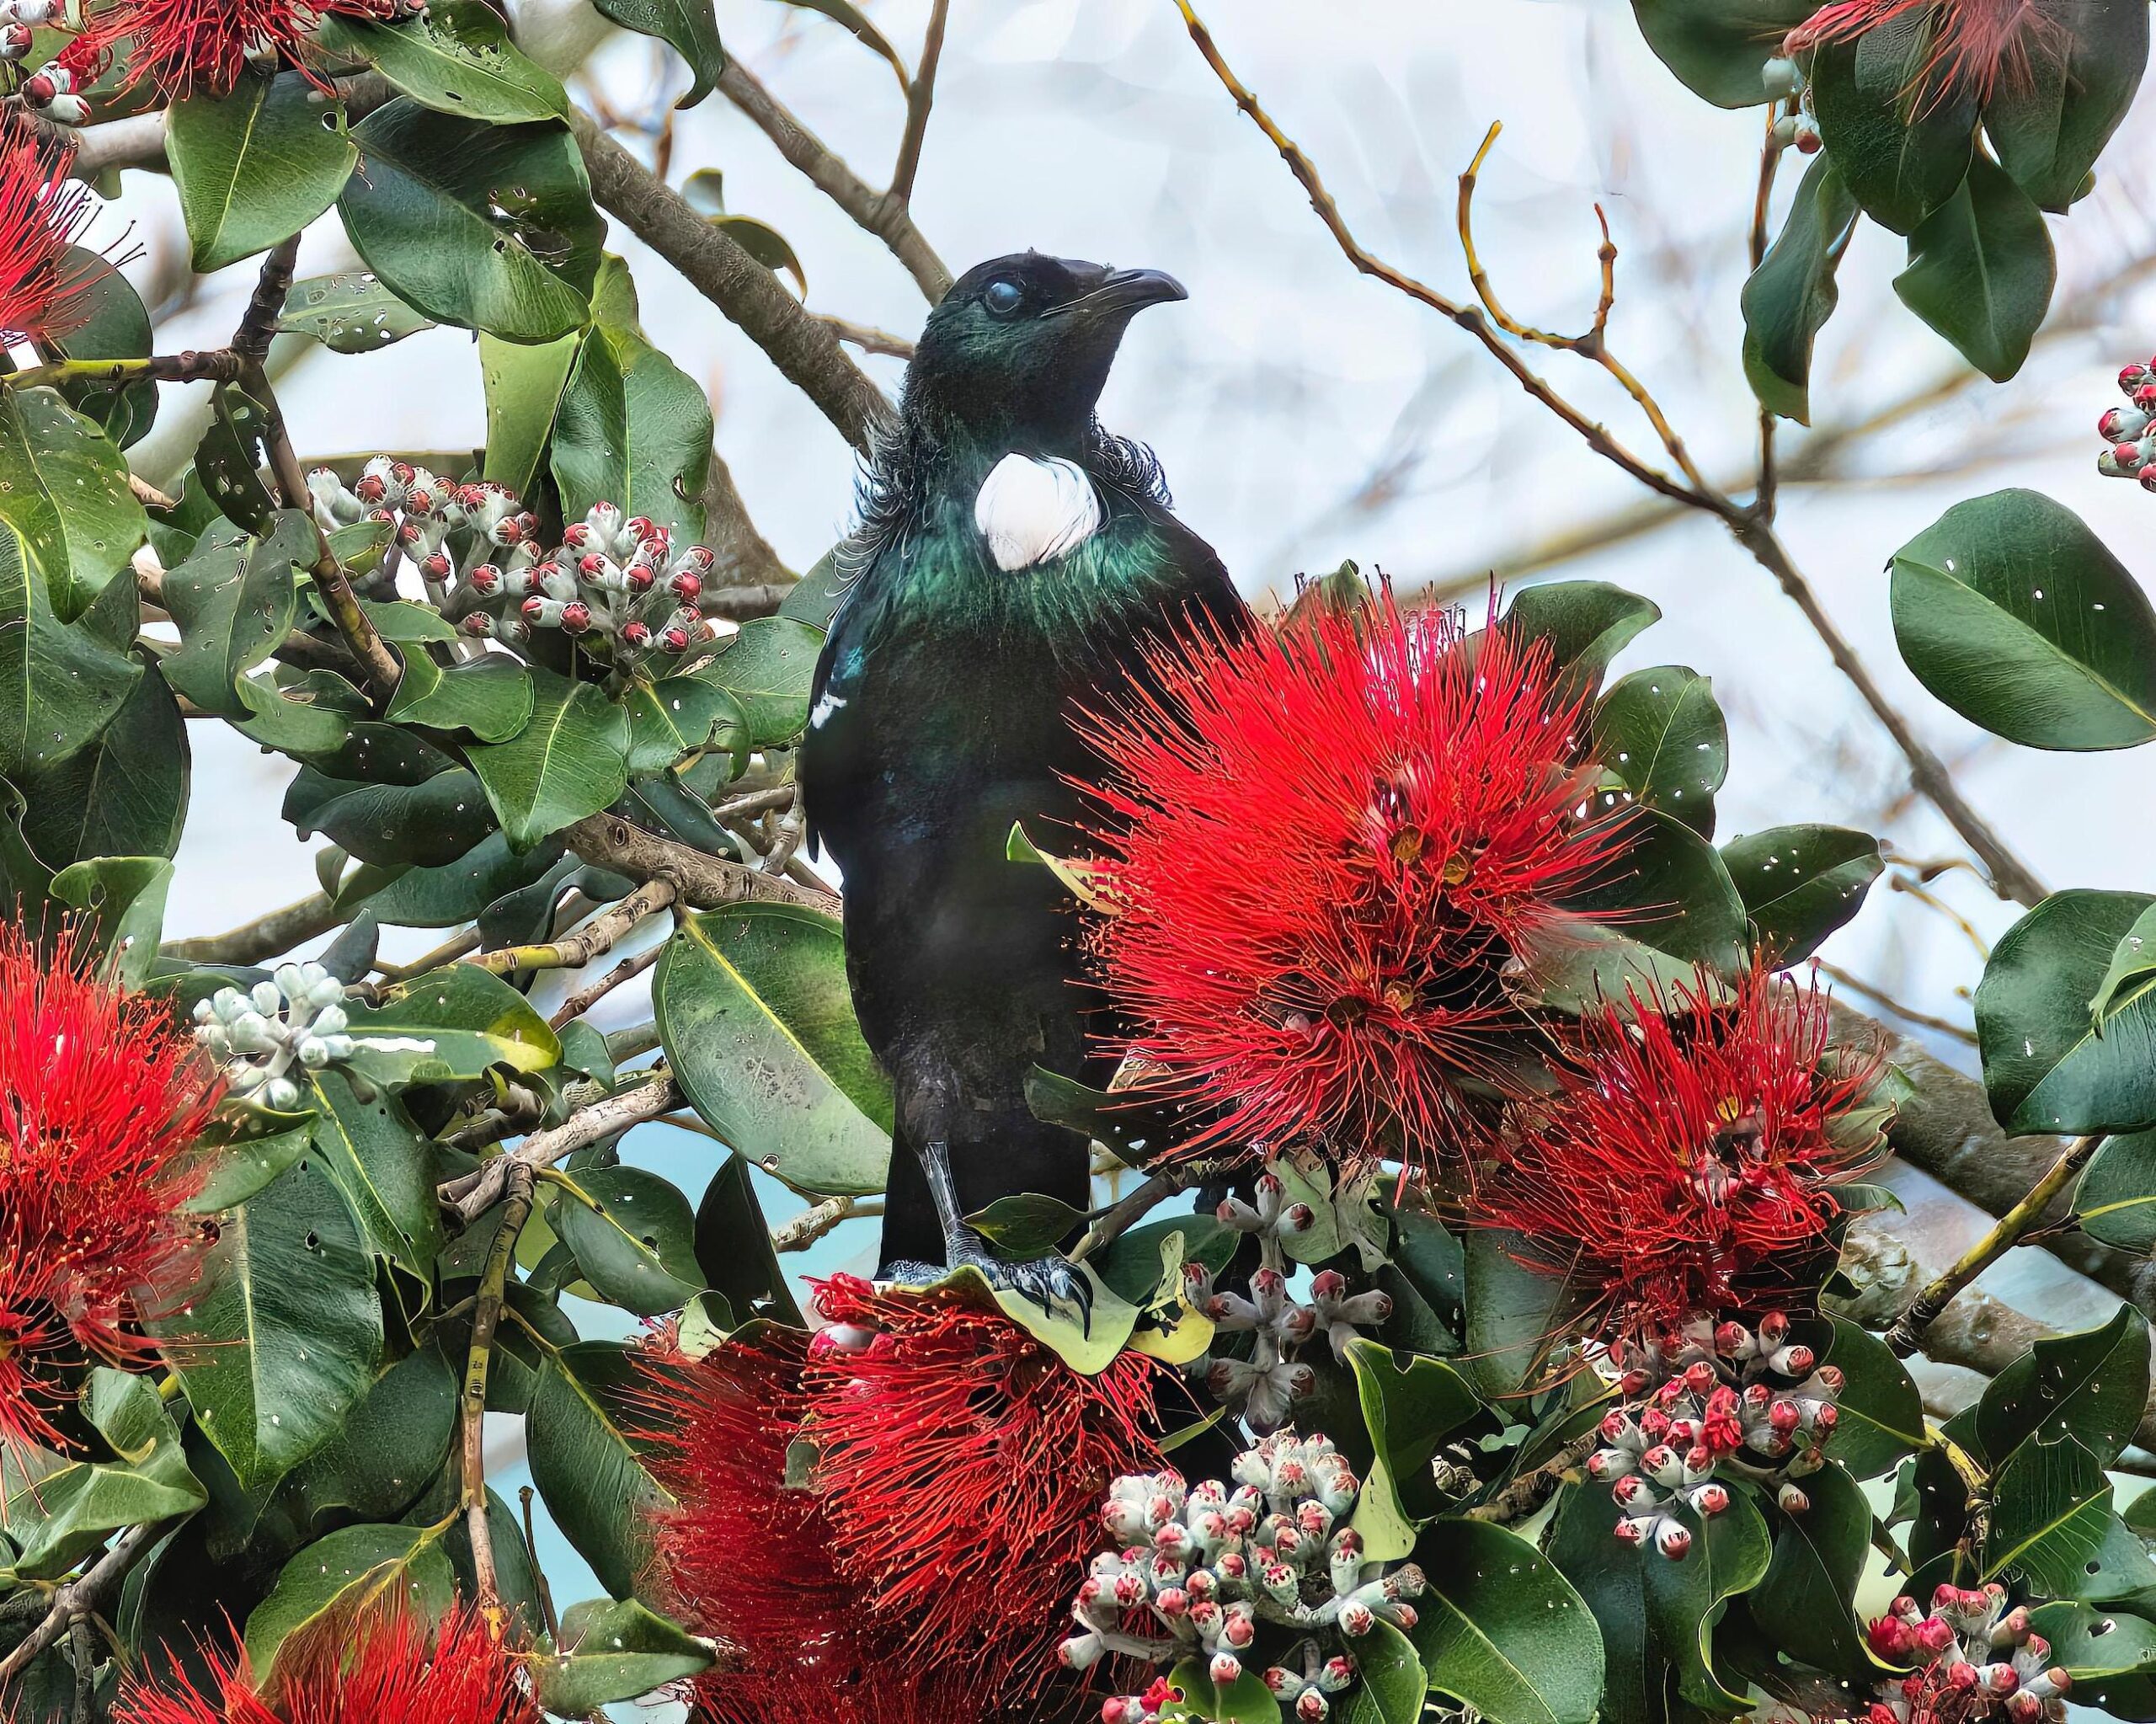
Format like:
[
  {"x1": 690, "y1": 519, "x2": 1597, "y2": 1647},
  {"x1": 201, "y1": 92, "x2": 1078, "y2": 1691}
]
[{"x1": 897, "y1": 1138, "x2": 1093, "y2": 1336}]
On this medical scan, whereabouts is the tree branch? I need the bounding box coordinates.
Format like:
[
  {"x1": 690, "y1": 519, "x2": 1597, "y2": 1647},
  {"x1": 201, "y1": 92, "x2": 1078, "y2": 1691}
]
[
  {"x1": 1467, "y1": 1431, "x2": 1601, "y2": 1524},
  {"x1": 0, "y1": 1520, "x2": 170, "y2": 1688},
  {"x1": 439, "y1": 1075, "x2": 682, "y2": 1228},
  {"x1": 568, "y1": 109, "x2": 894, "y2": 449},
  {"x1": 465, "y1": 878, "x2": 675, "y2": 977},
  {"x1": 715, "y1": 59, "x2": 953, "y2": 302},
  {"x1": 889, "y1": 0, "x2": 952, "y2": 204},
  {"x1": 461, "y1": 1161, "x2": 534, "y2": 1632},
  {"x1": 160, "y1": 890, "x2": 344, "y2": 964},
  {"x1": 566, "y1": 814, "x2": 840, "y2": 915}
]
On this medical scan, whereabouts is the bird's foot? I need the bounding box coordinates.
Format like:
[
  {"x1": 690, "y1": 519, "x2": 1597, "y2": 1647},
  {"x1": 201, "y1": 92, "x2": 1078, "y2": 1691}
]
[{"x1": 883, "y1": 1241, "x2": 1094, "y2": 1336}]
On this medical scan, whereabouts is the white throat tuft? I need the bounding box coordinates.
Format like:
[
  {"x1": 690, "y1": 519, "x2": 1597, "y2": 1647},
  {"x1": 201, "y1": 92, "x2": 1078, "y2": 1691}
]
[{"x1": 974, "y1": 454, "x2": 1105, "y2": 573}]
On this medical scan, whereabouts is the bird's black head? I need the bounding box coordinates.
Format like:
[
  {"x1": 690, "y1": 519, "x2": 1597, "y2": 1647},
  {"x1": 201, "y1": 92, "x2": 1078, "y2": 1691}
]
[{"x1": 901, "y1": 252, "x2": 1186, "y2": 462}]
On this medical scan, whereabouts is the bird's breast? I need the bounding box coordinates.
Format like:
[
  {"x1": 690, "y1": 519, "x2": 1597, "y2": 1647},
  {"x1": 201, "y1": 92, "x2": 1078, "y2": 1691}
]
[{"x1": 973, "y1": 452, "x2": 1107, "y2": 573}]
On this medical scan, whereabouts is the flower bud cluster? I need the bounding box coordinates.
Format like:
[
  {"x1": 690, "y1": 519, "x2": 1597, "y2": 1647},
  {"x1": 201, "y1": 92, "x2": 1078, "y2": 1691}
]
[
  {"x1": 191, "y1": 962, "x2": 356, "y2": 1112},
  {"x1": 2096, "y1": 359, "x2": 2156, "y2": 489},
  {"x1": 1185, "y1": 1167, "x2": 1391, "y2": 1433},
  {"x1": 1586, "y1": 1310, "x2": 1843, "y2": 1558},
  {"x1": 0, "y1": 2, "x2": 55, "y2": 65},
  {"x1": 307, "y1": 461, "x2": 723, "y2": 671},
  {"x1": 1065, "y1": 1433, "x2": 1425, "y2": 1723},
  {"x1": 1865, "y1": 1583, "x2": 2071, "y2": 1723}
]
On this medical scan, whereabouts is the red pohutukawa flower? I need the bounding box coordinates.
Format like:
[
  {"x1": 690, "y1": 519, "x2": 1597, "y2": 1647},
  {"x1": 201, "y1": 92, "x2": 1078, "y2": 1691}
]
[
  {"x1": 1081, "y1": 594, "x2": 1618, "y2": 1166},
  {"x1": 1784, "y1": 0, "x2": 2063, "y2": 106},
  {"x1": 81, "y1": 0, "x2": 420, "y2": 103},
  {"x1": 0, "y1": 114, "x2": 99, "y2": 346},
  {"x1": 643, "y1": 1276, "x2": 1164, "y2": 1716},
  {"x1": 113, "y1": 1604, "x2": 540, "y2": 1724},
  {"x1": 1470, "y1": 961, "x2": 1881, "y2": 1342},
  {"x1": 0, "y1": 920, "x2": 221, "y2": 1455}
]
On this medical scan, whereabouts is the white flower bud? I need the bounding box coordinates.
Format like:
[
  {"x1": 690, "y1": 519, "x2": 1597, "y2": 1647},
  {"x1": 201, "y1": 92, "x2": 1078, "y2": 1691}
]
[
  {"x1": 308, "y1": 978, "x2": 345, "y2": 1011},
  {"x1": 264, "y1": 1076, "x2": 302, "y2": 1111},
  {"x1": 227, "y1": 1012, "x2": 279, "y2": 1054},
  {"x1": 227, "y1": 1063, "x2": 268, "y2": 1093},
  {"x1": 250, "y1": 980, "x2": 282, "y2": 1016},
  {"x1": 312, "y1": 1004, "x2": 348, "y2": 1035},
  {"x1": 296, "y1": 1037, "x2": 331, "y2": 1070}
]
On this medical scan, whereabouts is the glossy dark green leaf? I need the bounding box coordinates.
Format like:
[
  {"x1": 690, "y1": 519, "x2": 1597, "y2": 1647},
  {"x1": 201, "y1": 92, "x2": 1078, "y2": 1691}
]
[
  {"x1": 270, "y1": 1342, "x2": 457, "y2": 1532},
  {"x1": 536, "y1": 1597, "x2": 714, "y2": 1714},
  {"x1": 594, "y1": 0, "x2": 727, "y2": 105},
  {"x1": 1889, "y1": 488, "x2": 2156, "y2": 750},
  {"x1": 480, "y1": 329, "x2": 582, "y2": 499},
  {"x1": 1893, "y1": 152, "x2": 2057, "y2": 382},
  {"x1": 1550, "y1": 807, "x2": 1750, "y2": 983},
  {"x1": 1593, "y1": 665, "x2": 1727, "y2": 835},
  {"x1": 1346, "y1": 1341, "x2": 1480, "y2": 1558},
  {"x1": 1463, "y1": 1230, "x2": 1580, "y2": 1400},
  {"x1": 192, "y1": 380, "x2": 281, "y2": 534},
  {"x1": 2090, "y1": 903, "x2": 2156, "y2": 1033},
  {"x1": 156, "y1": 1161, "x2": 385, "y2": 1494},
  {"x1": 242, "y1": 1522, "x2": 457, "y2": 1681},
  {"x1": 1411, "y1": 1519, "x2": 1607, "y2": 1724},
  {"x1": 711, "y1": 212, "x2": 806, "y2": 295},
  {"x1": 0, "y1": 384, "x2": 148, "y2": 619},
  {"x1": 168, "y1": 72, "x2": 356, "y2": 273},
  {"x1": 1977, "y1": 889, "x2": 2156, "y2": 1134},
  {"x1": 383, "y1": 649, "x2": 533, "y2": 742},
  {"x1": 16, "y1": 657, "x2": 188, "y2": 867},
  {"x1": 1752, "y1": 1461, "x2": 1873, "y2": 1676},
  {"x1": 1974, "y1": 1305, "x2": 2149, "y2": 1470},
  {"x1": 277, "y1": 268, "x2": 438, "y2": 352},
  {"x1": 160, "y1": 514, "x2": 316, "y2": 719},
  {"x1": 1985, "y1": 1433, "x2": 2113, "y2": 1595},
  {"x1": 1817, "y1": 1316, "x2": 1927, "y2": 1479},
  {"x1": 964, "y1": 1191, "x2": 1086, "y2": 1262},
  {"x1": 1157, "y1": 1657, "x2": 1283, "y2": 1723},
  {"x1": 315, "y1": 0, "x2": 570, "y2": 123},
  {"x1": 467, "y1": 665, "x2": 630, "y2": 850},
  {"x1": 1741, "y1": 153, "x2": 1859, "y2": 425},
  {"x1": 1719, "y1": 824, "x2": 1882, "y2": 963},
  {"x1": 306, "y1": 1070, "x2": 444, "y2": 1282},
  {"x1": 693, "y1": 1155, "x2": 804, "y2": 1326},
  {"x1": 552, "y1": 258, "x2": 713, "y2": 547},
  {"x1": 285, "y1": 764, "x2": 498, "y2": 867},
  {"x1": 51, "y1": 854, "x2": 172, "y2": 987},
  {"x1": 340, "y1": 100, "x2": 602, "y2": 343},
  {"x1": 2025, "y1": 1601, "x2": 2156, "y2": 1691},
  {"x1": 2073, "y1": 1126, "x2": 2156, "y2": 1252},
  {"x1": 171, "y1": 1118, "x2": 312, "y2": 1214},
  {"x1": 527, "y1": 1342, "x2": 674, "y2": 1601},
  {"x1": 1545, "y1": 1484, "x2": 1709, "y2": 1724},
  {"x1": 0, "y1": 528, "x2": 143, "y2": 781},
  {"x1": 1097, "y1": 1213, "x2": 1238, "y2": 1307},
  {"x1": 0, "y1": 1372, "x2": 205, "y2": 1580},
  {"x1": 1625, "y1": 0, "x2": 1817, "y2": 104},
  {"x1": 49, "y1": 248, "x2": 158, "y2": 446},
  {"x1": 1808, "y1": 19, "x2": 1977, "y2": 234},
  {"x1": 657, "y1": 902, "x2": 892, "y2": 1196},
  {"x1": 622, "y1": 675, "x2": 746, "y2": 777},
  {"x1": 553, "y1": 1164, "x2": 707, "y2": 1316},
  {"x1": 1500, "y1": 580, "x2": 1661, "y2": 695},
  {"x1": 341, "y1": 830, "x2": 564, "y2": 927},
  {"x1": 1986, "y1": 0, "x2": 2148, "y2": 210},
  {"x1": 336, "y1": 962, "x2": 560, "y2": 1089},
  {"x1": 683, "y1": 615, "x2": 823, "y2": 747}
]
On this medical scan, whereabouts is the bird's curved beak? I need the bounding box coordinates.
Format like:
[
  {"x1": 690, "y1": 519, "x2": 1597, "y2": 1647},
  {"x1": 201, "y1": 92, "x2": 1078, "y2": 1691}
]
[{"x1": 1065, "y1": 266, "x2": 1187, "y2": 321}]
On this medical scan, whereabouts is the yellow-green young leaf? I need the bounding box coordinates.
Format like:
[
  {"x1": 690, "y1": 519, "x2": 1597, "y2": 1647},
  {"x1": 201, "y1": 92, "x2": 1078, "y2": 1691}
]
[
  {"x1": 168, "y1": 72, "x2": 356, "y2": 274},
  {"x1": 0, "y1": 385, "x2": 148, "y2": 619},
  {"x1": 314, "y1": 0, "x2": 570, "y2": 123},
  {"x1": 243, "y1": 1524, "x2": 458, "y2": 1683},
  {"x1": 467, "y1": 666, "x2": 630, "y2": 851},
  {"x1": 336, "y1": 961, "x2": 562, "y2": 1089}
]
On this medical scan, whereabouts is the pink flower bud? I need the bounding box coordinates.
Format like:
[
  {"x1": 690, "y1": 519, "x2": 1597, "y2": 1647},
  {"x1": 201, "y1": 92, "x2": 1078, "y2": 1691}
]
[
  {"x1": 560, "y1": 601, "x2": 592, "y2": 634},
  {"x1": 1154, "y1": 1587, "x2": 1188, "y2": 1620},
  {"x1": 520, "y1": 595, "x2": 547, "y2": 622},
  {"x1": 670, "y1": 570, "x2": 703, "y2": 602},
  {"x1": 1612, "y1": 1517, "x2": 1646, "y2": 1545},
  {"x1": 420, "y1": 552, "x2": 451, "y2": 580},
  {"x1": 21, "y1": 70, "x2": 54, "y2": 103},
  {"x1": 1776, "y1": 1482, "x2": 1811, "y2": 1513},
  {"x1": 1296, "y1": 1693, "x2": 1327, "y2": 1723},
  {"x1": 1337, "y1": 1601, "x2": 1374, "y2": 1636},
  {"x1": 1916, "y1": 1616, "x2": 1955, "y2": 1655},
  {"x1": 468, "y1": 565, "x2": 502, "y2": 595},
  {"x1": 1654, "y1": 1519, "x2": 1692, "y2": 1559},
  {"x1": 1310, "y1": 1269, "x2": 1347, "y2": 1300},
  {"x1": 1209, "y1": 1652, "x2": 1243, "y2": 1689},
  {"x1": 460, "y1": 613, "x2": 493, "y2": 637}
]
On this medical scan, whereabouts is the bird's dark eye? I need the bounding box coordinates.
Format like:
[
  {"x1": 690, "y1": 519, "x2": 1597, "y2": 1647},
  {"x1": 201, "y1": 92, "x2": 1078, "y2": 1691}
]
[{"x1": 981, "y1": 277, "x2": 1025, "y2": 317}]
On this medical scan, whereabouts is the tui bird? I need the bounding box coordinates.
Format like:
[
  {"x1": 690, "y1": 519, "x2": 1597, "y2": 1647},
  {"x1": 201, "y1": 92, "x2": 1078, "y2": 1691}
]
[{"x1": 802, "y1": 252, "x2": 1248, "y2": 1320}]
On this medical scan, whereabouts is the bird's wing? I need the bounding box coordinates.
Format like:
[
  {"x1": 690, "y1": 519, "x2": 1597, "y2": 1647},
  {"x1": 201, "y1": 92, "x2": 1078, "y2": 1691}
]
[{"x1": 799, "y1": 552, "x2": 883, "y2": 861}]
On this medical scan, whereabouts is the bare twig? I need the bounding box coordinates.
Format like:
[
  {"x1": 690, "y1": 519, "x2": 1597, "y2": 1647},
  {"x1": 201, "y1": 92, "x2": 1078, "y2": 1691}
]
[
  {"x1": 0, "y1": 1520, "x2": 171, "y2": 1687},
  {"x1": 889, "y1": 0, "x2": 952, "y2": 203},
  {"x1": 771, "y1": 1193, "x2": 865, "y2": 1252},
  {"x1": 702, "y1": 582, "x2": 796, "y2": 622},
  {"x1": 567, "y1": 813, "x2": 840, "y2": 914},
  {"x1": 548, "y1": 940, "x2": 666, "y2": 1031},
  {"x1": 1815, "y1": 961, "x2": 1977, "y2": 1046},
  {"x1": 161, "y1": 890, "x2": 344, "y2": 964},
  {"x1": 518, "y1": 1487, "x2": 562, "y2": 1643},
  {"x1": 1467, "y1": 1431, "x2": 1601, "y2": 1524},
  {"x1": 715, "y1": 59, "x2": 953, "y2": 302},
  {"x1": 462, "y1": 1161, "x2": 534, "y2": 1631},
  {"x1": 466, "y1": 879, "x2": 676, "y2": 977},
  {"x1": 233, "y1": 235, "x2": 299, "y2": 366},
  {"x1": 1750, "y1": 111, "x2": 1787, "y2": 523},
  {"x1": 819, "y1": 315, "x2": 917, "y2": 360},
  {"x1": 1071, "y1": 1172, "x2": 1192, "y2": 1263},
  {"x1": 439, "y1": 1075, "x2": 683, "y2": 1228}
]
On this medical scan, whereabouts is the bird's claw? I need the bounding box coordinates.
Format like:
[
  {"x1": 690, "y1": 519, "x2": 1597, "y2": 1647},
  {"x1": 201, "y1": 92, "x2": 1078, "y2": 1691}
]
[{"x1": 944, "y1": 1241, "x2": 1093, "y2": 1337}]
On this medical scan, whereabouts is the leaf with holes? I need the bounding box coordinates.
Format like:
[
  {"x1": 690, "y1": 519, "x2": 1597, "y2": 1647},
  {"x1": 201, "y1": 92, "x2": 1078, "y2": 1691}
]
[
  {"x1": 278, "y1": 270, "x2": 437, "y2": 352},
  {"x1": 1592, "y1": 665, "x2": 1727, "y2": 835},
  {"x1": 1974, "y1": 1305, "x2": 2149, "y2": 1470},
  {"x1": 168, "y1": 72, "x2": 356, "y2": 273},
  {"x1": 553, "y1": 1165, "x2": 707, "y2": 1316},
  {"x1": 316, "y1": 0, "x2": 569, "y2": 123},
  {"x1": 1719, "y1": 825, "x2": 1882, "y2": 963},
  {"x1": 159, "y1": 514, "x2": 316, "y2": 720}
]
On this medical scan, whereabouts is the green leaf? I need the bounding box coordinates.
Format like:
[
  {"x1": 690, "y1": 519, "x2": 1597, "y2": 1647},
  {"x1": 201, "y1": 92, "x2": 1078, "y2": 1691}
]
[
  {"x1": 1545, "y1": 1483, "x2": 1710, "y2": 1724},
  {"x1": 278, "y1": 269, "x2": 437, "y2": 353},
  {"x1": 336, "y1": 962, "x2": 561, "y2": 1089},
  {"x1": 537, "y1": 1597, "x2": 713, "y2": 1714},
  {"x1": 1593, "y1": 665, "x2": 1727, "y2": 835},
  {"x1": 527, "y1": 1342, "x2": 673, "y2": 1601},
  {"x1": 1157, "y1": 1657, "x2": 1283, "y2": 1723},
  {"x1": 1893, "y1": 152, "x2": 2057, "y2": 382},
  {"x1": 51, "y1": 855, "x2": 172, "y2": 988},
  {"x1": 0, "y1": 384, "x2": 147, "y2": 619},
  {"x1": 1889, "y1": 488, "x2": 2156, "y2": 750},
  {"x1": 16, "y1": 659, "x2": 189, "y2": 867},
  {"x1": 1817, "y1": 1316, "x2": 1927, "y2": 1480},
  {"x1": 593, "y1": 0, "x2": 727, "y2": 106},
  {"x1": 243, "y1": 1523, "x2": 456, "y2": 1683},
  {"x1": 271, "y1": 1342, "x2": 457, "y2": 1533},
  {"x1": 1097, "y1": 1214, "x2": 1238, "y2": 1307},
  {"x1": 315, "y1": 0, "x2": 570, "y2": 123},
  {"x1": 307, "y1": 1070, "x2": 445, "y2": 1284},
  {"x1": 480, "y1": 329, "x2": 582, "y2": 499},
  {"x1": 49, "y1": 248, "x2": 158, "y2": 446},
  {"x1": 1347, "y1": 1340, "x2": 1480, "y2": 1559},
  {"x1": 156, "y1": 1161, "x2": 385, "y2": 1495},
  {"x1": 1500, "y1": 581, "x2": 1660, "y2": 695},
  {"x1": 2091, "y1": 904, "x2": 2156, "y2": 1033},
  {"x1": 1985, "y1": 1433, "x2": 2113, "y2": 1594},
  {"x1": 1410, "y1": 1519, "x2": 1605, "y2": 1724},
  {"x1": 160, "y1": 514, "x2": 316, "y2": 719},
  {"x1": 1752, "y1": 1461, "x2": 1874, "y2": 1676},
  {"x1": 964, "y1": 1192, "x2": 1086, "y2": 1262},
  {"x1": 1561, "y1": 807, "x2": 1750, "y2": 974},
  {"x1": 683, "y1": 615, "x2": 823, "y2": 747},
  {"x1": 170, "y1": 1118, "x2": 312, "y2": 1214},
  {"x1": 1977, "y1": 889, "x2": 2156, "y2": 1135},
  {"x1": 467, "y1": 666, "x2": 630, "y2": 850},
  {"x1": 657, "y1": 902, "x2": 893, "y2": 1196},
  {"x1": 1719, "y1": 824, "x2": 1882, "y2": 963},
  {"x1": 622, "y1": 676, "x2": 746, "y2": 777},
  {"x1": 553, "y1": 1165, "x2": 707, "y2": 1316},
  {"x1": 552, "y1": 258, "x2": 714, "y2": 547},
  {"x1": 285, "y1": 764, "x2": 498, "y2": 867},
  {"x1": 341, "y1": 830, "x2": 565, "y2": 927},
  {"x1": 1741, "y1": 154, "x2": 1860, "y2": 425},
  {"x1": 168, "y1": 72, "x2": 356, "y2": 274},
  {"x1": 2074, "y1": 1126, "x2": 2156, "y2": 1252},
  {"x1": 1625, "y1": 0, "x2": 1817, "y2": 105},
  {"x1": 1986, "y1": 0, "x2": 2148, "y2": 210},
  {"x1": 0, "y1": 528, "x2": 143, "y2": 781},
  {"x1": 1807, "y1": 19, "x2": 1977, "y2": 235},
  {"x1": 340, "y1": 100, "x2": 602, "y2": 343},
  {"x1": 692, "y1": 1155, "x2": 805, "y2": 1326},
  {"x1": 1463, "y1": 1230, "x2": 1579, "y2": 1400},
  {"x1": 1974, "y1": 1305, "x2": 2150, "y2": 1470},
  {"x1": 192, "y1": 379, "x2": 282, "y2": 534},
  {"x1": 384, "y1": 649, "x2": 533, "y2": 742},
  {"x1": 2025, "y1": 1601, "x2": 2156, "y2": 1686},
  {"x1": 1337, "y1": 1619, "x2": 1425, "y2": 1724}
]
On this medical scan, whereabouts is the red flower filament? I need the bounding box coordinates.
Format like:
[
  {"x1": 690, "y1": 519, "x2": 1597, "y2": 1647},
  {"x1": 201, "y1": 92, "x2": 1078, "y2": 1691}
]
[
  {"x1": 1472, "y1": 962, "x2": 1881, "y2": 1341},
  {"x1": 1785, "y1": 0, "x2": 2063, "y2": 107},
  {"x1": 1081, "y1": 595, "x2": 1617, "y2": 1166},
  {"x1": 0, "y1": 115, "x2": 98, "y2": 347},
  {"x1": 83, "y1": 0, "x2": 418, "y2": 102},
  {"x1": 0, "y1": 920, "x2": 220, "y2": 1456}
]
